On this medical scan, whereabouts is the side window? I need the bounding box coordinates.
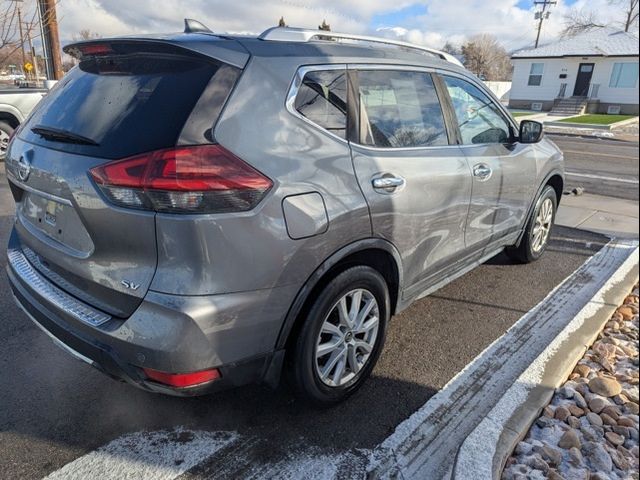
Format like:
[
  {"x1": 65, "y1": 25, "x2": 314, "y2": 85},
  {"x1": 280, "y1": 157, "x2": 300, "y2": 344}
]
[
  {"x1": 528, "y1": 63, "x2": 544, "y2": 86},
  {"x1": 357, "y1": 70, "x2": 449, "y2": 148},
  {"x1": 442, "y1": 76, "x2": 512, "y2": 145},
  {"x1": 294, "y1": 69, "x2": 347, "y2": 139}
]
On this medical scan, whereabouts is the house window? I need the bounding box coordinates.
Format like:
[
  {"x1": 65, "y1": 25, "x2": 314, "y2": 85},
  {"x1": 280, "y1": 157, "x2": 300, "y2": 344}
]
[
  {"x1": 609, "y1": 62, "x2": 639, "y2": 88},
  {"x1": 528, "y1": 63, "x2": 544, "y2": 86}
]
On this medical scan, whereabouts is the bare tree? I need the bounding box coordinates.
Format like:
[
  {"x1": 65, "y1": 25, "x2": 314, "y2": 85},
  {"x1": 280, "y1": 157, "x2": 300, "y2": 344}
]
[
  {"x1": 561, "y1": 9, "x2": 606, "y2": 37},
  {"x1": 441, "y1": 41, "x2": 460, "y2": 56},
  {"x1": 0, "y1": 2, "x2": 39, "y2": 73},
  {"x1": 461, "y1": 34, "x2": 512, "y2": 81},
  {"x1": 73, "y1": 29, "x2": 101, "y2": 41},
  {"x1": 562, "y1": 0, "x2": 638, "y2": 37},
  {"x1": 611, "y1": 0, "x2": 639, "y2": 31}
]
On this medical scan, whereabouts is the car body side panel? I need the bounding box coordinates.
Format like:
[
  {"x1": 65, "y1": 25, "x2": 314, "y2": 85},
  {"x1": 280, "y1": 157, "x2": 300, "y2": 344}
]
[
  {"x1": 350, "y1": 143, "x2": 473, "y2": 293},
  {"x1": 151, "y1": 55, "x2": 372, "y2": 296},
  {"x1": 461, "y1": 142, "x2": 538, "y2": 252}
]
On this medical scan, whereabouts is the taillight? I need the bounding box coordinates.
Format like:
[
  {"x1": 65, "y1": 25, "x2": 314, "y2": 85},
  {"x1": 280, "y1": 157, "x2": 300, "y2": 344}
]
[
  {"x1": 90, "y1": 145, "x2": 273, "y2": 214},
  {"x1": 143, "y1": 367, "x2": 221, "y2": 388},
  {"x1": 78, "y1": 43, "x2": 114, "y2": 56}
]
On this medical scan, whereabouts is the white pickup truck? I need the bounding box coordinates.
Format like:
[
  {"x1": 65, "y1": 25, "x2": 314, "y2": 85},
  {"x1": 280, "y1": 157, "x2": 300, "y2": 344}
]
[{"x1": 0, "y1": 87, "x2": 48, "y2": 159}]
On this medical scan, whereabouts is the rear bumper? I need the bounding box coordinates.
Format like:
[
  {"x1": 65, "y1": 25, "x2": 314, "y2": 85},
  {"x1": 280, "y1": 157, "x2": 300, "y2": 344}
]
[{"x1": 6, "y1": 228, "x2": 290, "y2": 396}]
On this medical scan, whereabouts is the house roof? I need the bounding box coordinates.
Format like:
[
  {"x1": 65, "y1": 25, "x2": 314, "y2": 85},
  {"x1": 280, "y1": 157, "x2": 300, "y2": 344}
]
[{"x1": 512, "y1": 28, "x2": 639, "y2": 59}]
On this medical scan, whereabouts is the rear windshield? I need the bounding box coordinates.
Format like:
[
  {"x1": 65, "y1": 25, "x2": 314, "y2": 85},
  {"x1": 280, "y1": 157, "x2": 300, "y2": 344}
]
[{"x1": 20, "y1": 51, "x2": 221, "y2": 159}]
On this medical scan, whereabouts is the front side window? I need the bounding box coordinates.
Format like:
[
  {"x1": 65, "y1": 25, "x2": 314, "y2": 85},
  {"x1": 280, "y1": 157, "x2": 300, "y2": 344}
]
[
  {"x1": 442, "y1": 75, "x2": 512, "y2": 145},
  {"x1": 609, "y1": 62, "x2": 639, "y2": 88},
  {"x1": 356, "y1": 70, "x2": 448, "y2": 148},
  {"x1": 528, "y1": 63, "x2": 544, "y2": 86},
  {"x1": 294, "y1": 69, "x2": 347, "y2": 139}
]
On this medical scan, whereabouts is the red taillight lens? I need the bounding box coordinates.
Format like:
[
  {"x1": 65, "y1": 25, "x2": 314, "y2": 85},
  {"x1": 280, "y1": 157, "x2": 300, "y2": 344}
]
[
  {"x1": 143, "y1": 367, "x2": 221, "y2": 388},
  {"x1": 78, "y1": 44, "x2": 114, "y2": 56},
  {"x1": 90, "y1": 145, "x2": 273, "y2": 213}
]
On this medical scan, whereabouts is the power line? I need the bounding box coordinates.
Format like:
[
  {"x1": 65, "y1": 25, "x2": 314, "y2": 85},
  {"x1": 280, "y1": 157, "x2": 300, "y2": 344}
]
[{"x1": 534, "y1": 0, "x2": 557, "y2": 48}]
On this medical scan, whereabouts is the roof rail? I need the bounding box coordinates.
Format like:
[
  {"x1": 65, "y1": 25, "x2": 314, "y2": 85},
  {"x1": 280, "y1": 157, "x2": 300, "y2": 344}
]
[{"x1": 258, "y1": 27, "x2": 464, "y2": 68}]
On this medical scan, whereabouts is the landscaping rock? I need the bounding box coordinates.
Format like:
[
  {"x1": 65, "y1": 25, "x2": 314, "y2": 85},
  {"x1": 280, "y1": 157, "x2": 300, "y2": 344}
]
[
  {"x1": 587, "y1": 412, "x2": 604, "y2": 427},
  {"x1": 503, "y1": 284, "x2": 639, "y2": 480},
  {"x1": 588, "y1": 397, "x2": 608, "y2": 414},
  {"x1": 589, "y1": 377, "x2": 623, "y2": 397},
  {"x1": 558, "y1": 429, "x2": 581, "y2": 449}
]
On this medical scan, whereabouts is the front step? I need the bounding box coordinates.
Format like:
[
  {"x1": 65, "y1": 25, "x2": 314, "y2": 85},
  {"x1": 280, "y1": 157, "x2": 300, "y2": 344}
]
[{"x1": 550, "y1": 96, "x2": 588, "y2": 116}]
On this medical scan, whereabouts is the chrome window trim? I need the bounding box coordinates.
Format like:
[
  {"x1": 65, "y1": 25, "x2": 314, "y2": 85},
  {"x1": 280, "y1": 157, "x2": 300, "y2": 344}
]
[
  {"x1": 285, "y1": 64, "x2": 350, "y2": 146},
  {"x1": 8, "y1": 247, "x2": 112, "y2": 327},
  {"x1": 435, "y1": 68, "x2": 520, "y2": 134},
  {"x1": 286, "y1": 63, "x2": 520, "y2": 152}
]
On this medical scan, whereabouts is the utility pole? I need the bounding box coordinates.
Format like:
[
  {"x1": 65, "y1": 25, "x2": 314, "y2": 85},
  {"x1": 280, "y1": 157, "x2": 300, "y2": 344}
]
[
  {"x1": 38, "y1": 0, "x2": 63, "y2": 80},
  {"x1": 26, "y1": 25, "x2": 40, "y2": 85},
  {"x1": 10, "y1": 0, "x2": 27, "y2": 77},
  {"x1": 534, "y1": 0, "x2": 557, "y2": 48}
]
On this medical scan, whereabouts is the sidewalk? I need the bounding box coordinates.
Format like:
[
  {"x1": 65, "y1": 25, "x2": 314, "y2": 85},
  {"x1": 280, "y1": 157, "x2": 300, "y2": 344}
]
[{"x1": 556, "y1": 193, "x2": 639, "y2": 239}]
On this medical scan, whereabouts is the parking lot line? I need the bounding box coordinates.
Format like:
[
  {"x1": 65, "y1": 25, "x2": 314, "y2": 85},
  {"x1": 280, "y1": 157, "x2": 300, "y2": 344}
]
[
  {"x1": 565, "y1": 171, "x2": 639, "y2": 184},
  {"x1": 44, "y1": 430, "x2": 237, "y2": 480}
]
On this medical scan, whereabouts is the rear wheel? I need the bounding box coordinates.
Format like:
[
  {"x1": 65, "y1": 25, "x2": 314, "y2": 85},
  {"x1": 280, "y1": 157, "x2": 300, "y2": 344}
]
[
  {"x1": 0, "y1": 121, "x2": 15, "y2": 161},
  {"x1": 507, "y1": 185, "x2": 557, "y2": 263},
  {"x1": 290, "y1": 266, "x2": 389, "y2": 405}
]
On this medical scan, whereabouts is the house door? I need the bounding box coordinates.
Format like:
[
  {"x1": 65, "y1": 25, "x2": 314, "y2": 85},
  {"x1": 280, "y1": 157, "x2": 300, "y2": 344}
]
[{"x1": 573, "y1": 63, "x2": 594, "y2": 96}]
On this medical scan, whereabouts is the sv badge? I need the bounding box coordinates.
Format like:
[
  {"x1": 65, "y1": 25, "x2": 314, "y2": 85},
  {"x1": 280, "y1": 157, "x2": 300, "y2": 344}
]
[{"x1": 121, "y1": 280, "x2": 141, "y2": 291}]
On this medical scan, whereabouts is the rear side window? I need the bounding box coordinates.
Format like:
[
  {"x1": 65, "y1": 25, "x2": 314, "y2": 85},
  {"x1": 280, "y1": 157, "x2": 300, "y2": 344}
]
[
  {"x1": 442, "y1": 76, "x2": 512, "y2": 145},
  {"x1": 294, "y1": 69, "x2": 347, "y2": 139},
  {"x1": 20, "y1": 50, "x2": 229, "y2": 159},
  {"x1": 356, "y1": 70, "x2": 448, "y2": 148}
]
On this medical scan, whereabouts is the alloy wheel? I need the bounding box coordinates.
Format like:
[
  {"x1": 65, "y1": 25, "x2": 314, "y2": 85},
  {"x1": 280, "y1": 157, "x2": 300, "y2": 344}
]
[
  {"x1": 531, "y1": 197, "x2": 553, "y2": 253},
  {"x1": 314, "y1": 288, "x2": 379, "y2": 387}
]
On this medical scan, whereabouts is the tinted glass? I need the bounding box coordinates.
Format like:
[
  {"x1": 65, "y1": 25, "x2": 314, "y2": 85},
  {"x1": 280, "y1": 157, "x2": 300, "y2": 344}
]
[
  {"x1": 443, "y1": 76, "x2": 512, "y2": 145},
  {"x1": 357, "y1": 70, "x2": 448, "y2": 148},
  {"x1": 295, "y1": 70, "x2": 347, "y2": 139},
  {"x1": 21, "y1": 53, "x2": 220, "y2": 159}
]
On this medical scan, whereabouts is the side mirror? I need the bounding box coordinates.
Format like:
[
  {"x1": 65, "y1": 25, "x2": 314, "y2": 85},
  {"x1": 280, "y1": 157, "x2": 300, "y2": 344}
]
[{"x1": 519, "y1": 120, "x2": 544, "y2": 144}]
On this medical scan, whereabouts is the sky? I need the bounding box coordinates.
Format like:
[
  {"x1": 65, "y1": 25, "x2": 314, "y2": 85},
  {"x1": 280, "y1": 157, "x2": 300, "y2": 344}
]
[{"x1": 51, "y1": 0, "x2": 634, "y2": 51}]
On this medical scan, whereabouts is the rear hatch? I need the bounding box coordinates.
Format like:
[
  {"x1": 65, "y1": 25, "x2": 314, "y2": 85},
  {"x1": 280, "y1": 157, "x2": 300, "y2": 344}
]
[{"x1": 6, "y1": 39, "x2": 243, "y2": 318}]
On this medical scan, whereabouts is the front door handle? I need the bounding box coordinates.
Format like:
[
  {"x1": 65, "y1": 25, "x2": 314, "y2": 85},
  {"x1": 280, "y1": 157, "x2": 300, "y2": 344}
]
[
  {"x1": 473, "y1": 164, "x2": 492, "y2": 181},
  {"x1": 372, "y1": 175, "x2": 405, "y2": 192}
]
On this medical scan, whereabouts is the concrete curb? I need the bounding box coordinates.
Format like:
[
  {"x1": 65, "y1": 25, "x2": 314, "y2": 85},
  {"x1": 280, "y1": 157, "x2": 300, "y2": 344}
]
[
  {"x1": 452, "y1": 242, "x2": 639, "y2": 480},
  {"x1": 544, "y1": 121, "x2": 614, "y2": 130}
]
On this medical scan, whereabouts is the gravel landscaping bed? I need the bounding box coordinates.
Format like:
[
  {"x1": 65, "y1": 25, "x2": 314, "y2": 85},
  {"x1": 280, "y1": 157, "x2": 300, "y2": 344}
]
[{"x1": 503, "y1": 284, "x2": 640, "y2": 480}]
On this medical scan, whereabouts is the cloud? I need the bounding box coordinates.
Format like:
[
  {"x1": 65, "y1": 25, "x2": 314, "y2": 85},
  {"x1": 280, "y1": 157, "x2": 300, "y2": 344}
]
[{"x1": 56, "y1": 0, "x2": 636, "y2": 49}]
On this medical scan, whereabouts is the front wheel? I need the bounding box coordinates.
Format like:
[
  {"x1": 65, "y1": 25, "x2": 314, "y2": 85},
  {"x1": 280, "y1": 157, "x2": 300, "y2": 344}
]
[
  {"x1": 507, "y1": 185, "x2": 557, "y2": 263},
  {"x1": 289, "y1": 266, "x2": 389, "y2": 405},
  {"x1": 0, "y1": 121, "x2": 15, "y2": 161}
]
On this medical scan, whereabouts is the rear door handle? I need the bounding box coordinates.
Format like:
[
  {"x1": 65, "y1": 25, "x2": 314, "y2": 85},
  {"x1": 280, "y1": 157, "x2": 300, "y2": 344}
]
[
  {"x1": 372, "y1": 176, "x2": 405, "y2": 192},
  {"x1": 473, "y1": 164, "x2": 492, "y2": 181}
]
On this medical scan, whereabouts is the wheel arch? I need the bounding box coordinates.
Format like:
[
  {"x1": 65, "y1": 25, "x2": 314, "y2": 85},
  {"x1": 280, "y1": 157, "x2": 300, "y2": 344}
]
[
  {"x1": 274, "y1": 238, "x2": 403, "y2": 353},
  {"x1": 514, "y1": 170, "x2": 564, "y2": 248},
  {"x1": 0, "y1": 106, "x2": 23, "y2": 128}
]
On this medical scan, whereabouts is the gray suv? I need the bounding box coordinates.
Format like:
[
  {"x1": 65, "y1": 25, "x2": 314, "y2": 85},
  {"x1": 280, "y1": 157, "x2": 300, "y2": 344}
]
[{"x1": 5, "y1": 23, "x2": 563, "y2": 404}]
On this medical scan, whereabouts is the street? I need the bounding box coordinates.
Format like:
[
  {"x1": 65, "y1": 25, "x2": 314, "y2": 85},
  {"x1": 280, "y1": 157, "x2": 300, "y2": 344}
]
[
  {"x1": 0, "y1": 141, "x2": 618, "y2": 478},
  {"x1": 552, "y1": 134, "x2": 640, "y2": 201}
]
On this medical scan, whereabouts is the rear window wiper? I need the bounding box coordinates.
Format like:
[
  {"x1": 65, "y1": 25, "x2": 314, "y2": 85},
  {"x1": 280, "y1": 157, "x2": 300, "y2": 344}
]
[{"x1": 31, "y1": 125, "x2": 99, "y2": 146}]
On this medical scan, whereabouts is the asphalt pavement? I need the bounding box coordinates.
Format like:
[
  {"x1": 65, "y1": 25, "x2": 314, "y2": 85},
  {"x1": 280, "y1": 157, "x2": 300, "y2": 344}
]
[{"x1": 550, "y1": 134, "x2": 639, "y2": 201}]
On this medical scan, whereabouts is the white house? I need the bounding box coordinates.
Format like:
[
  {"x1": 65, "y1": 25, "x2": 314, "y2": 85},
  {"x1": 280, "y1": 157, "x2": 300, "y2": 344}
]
[{"x1": 509, "y1": 29, "x2": 639, "y2": 114}]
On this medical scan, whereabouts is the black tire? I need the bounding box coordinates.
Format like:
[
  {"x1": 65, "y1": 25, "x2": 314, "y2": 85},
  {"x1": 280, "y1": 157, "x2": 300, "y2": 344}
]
[
  {"x1": 507, "y1": 185, "x2": 557, "y2": 263},
  {"x1": 0, "y1": 120, "x2": 15, "y2": 161},
  {"x1": 289, "y1": 265, "x2": 390, "y2": 406}
]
